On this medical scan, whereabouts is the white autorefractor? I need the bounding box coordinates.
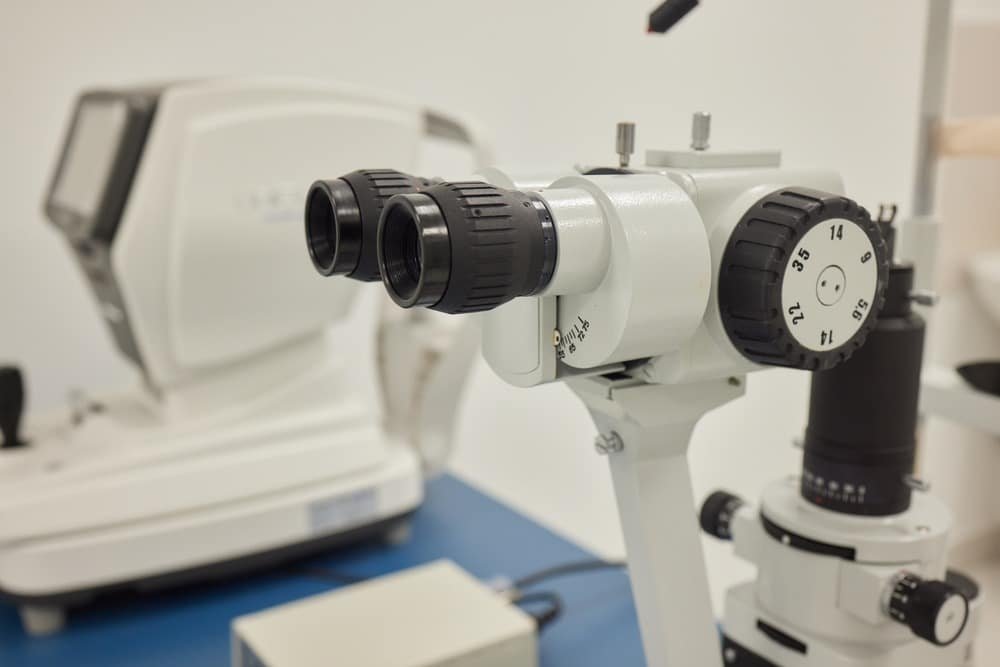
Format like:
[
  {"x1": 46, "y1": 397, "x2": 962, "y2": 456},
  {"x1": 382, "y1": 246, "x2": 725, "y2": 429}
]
[
  {"x1": 310, "y1": 113, "x2": 904, "y2": 667},
  {"x1": 0, "y1": 78, "x2": 484, "y2": 635}
]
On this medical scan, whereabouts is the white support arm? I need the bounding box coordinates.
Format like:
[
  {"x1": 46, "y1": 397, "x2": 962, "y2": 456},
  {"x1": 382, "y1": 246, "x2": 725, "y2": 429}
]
[{"x1": 571, "y1": 376, "x2": 744, "y2": 667}]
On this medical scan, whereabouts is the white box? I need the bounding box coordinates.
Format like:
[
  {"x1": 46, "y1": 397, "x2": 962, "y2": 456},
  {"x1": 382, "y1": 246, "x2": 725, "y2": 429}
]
[{"x1": 232, "y1": 560, "x2": 538, "y2": 667}]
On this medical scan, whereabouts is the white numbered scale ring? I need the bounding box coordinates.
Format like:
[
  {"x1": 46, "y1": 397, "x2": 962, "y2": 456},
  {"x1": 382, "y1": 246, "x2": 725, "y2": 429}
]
[{"x1": 718, "y1": 187, "x2": 889, "y2": 370}]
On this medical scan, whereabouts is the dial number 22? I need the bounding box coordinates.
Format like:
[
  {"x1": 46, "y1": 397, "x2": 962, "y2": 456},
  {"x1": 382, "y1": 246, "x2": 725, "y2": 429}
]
[{"x1": 788, "y1": 302, "x2": 805, "y2": 325}]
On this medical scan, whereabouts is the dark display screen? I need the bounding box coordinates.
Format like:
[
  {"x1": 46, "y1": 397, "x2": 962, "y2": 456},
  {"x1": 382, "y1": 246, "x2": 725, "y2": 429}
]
[{"x1": 50, "y1": 98, "x2": 129, "y2": 222}]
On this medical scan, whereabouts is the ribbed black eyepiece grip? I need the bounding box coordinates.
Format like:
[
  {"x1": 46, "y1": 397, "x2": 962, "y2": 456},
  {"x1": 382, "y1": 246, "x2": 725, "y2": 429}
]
[
  {"x1": 304, "y1": 169, "x2": 429, "y2": 281},
  {"x1": 377, "y1": 181, "x2": 557, "y2": 314}
]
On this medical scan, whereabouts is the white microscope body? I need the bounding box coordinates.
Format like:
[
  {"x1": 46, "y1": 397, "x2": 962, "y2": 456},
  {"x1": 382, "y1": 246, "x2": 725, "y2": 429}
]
[
  {"x1": 307, "y1": 116, "x2": 893, "y2": 667},
  {"x1": 0, "y1": 78, "x2": 482, "y2": 635},
  {"x1": 705, "y1": 212, "x2": 982, "y2": 666},
  {"x1": 717, "y1": 484, "x2": 979, "y2": 666}
]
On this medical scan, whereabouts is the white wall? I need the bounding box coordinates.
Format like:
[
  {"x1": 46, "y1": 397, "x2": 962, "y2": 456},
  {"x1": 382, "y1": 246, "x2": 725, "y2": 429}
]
[
  {"x1": 0, "y1": 0, "x2": 941, "y2": 609},
  {"x1": 921, "y1": 17, "x2": 1000, "y2": 547},
  {"x1": 957, "y1": 0, "x2": 1000, "y2": 21}
]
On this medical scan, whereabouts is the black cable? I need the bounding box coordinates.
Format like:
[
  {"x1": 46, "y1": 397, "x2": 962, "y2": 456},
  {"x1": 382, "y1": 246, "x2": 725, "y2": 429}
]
[
  {"x1": 513, "y1": 590, "x2": 564, "y2": 631},
  {"x1": 291, "y1": 565, "x2": 369, "y2": 586},
  {"x1": 513, "y1": 558, "x2": 627, "y2": 589}
]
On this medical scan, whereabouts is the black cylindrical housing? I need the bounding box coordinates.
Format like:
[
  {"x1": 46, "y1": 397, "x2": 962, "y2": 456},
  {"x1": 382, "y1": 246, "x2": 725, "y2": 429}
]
[
  {"x1": 377, "y1": 181, "x2": 557, "y2": 314},
  {"x1": 801, "y1": 263, "x2": 924, "y2": 516},
  {"x1": 304, "y1": 169, "x2": 429, "y2": 281}
]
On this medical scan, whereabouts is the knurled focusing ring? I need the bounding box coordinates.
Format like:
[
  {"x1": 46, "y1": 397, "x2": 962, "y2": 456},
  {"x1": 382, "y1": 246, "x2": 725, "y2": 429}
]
[
  {"x1": 526, "y1": 193, "x2": 557, "y2": 296},
  {"x1": 378, "y1": 193, "x2": 451, "y2": 308},
  {"x1": 304, "y1": 179, "x2": 362, "y2": 276}
]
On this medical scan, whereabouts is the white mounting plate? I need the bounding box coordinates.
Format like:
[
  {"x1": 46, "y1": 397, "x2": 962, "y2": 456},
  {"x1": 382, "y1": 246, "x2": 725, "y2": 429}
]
[{"x1": 645, "y1": 149, "x2": 781, "y2": 169}]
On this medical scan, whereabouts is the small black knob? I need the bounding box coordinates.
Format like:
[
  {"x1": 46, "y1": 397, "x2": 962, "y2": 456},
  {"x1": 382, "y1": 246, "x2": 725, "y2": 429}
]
[
  {"x1": 699, "y1": 490, "x2": 745, "y2": 541},
  {"x1": 887, "y1": 572, "x2": 969, "y2": 646},
  {"x1": 0, "y1": 366, "x2": 26, "y2": 449},
  {"x1": 718, "y1": 188, "x2": 889, "y2": 371}
]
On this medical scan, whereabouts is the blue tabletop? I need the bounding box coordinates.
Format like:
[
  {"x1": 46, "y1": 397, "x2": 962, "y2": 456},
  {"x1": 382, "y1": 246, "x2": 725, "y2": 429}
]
[{"x1": 0, "y1": 474, "x2": 645, "y2": 666}]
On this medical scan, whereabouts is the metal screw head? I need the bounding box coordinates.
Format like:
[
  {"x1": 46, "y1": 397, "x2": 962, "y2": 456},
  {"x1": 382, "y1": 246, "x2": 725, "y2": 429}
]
[
  {"x1": 691, "y1": 111, "x2": 711, "y2": 151},
  {"x1": 909, "y1": 289, "x2": 940, "y2": 307},
  {"x1": 724, "y1": 647, "x2": 737, "y2": 663},
  {"x1": 594, "y1": 431, "x2": 625, "y2": 455},
  {"x1": 616, "y1": 122, "x2": 636, "y2": 168},
  {"x1": 904, "y1": 474, "x2": 932, "y2": 493}
]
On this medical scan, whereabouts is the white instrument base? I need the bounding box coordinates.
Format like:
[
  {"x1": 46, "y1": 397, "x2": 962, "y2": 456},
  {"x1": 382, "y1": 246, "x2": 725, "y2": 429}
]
[
  {"x1": 723, "y1": 582, "x2": 980, "y2": 666},
  {"x1": 0, "y1": 376, "x2": 422, "y2": 634}
]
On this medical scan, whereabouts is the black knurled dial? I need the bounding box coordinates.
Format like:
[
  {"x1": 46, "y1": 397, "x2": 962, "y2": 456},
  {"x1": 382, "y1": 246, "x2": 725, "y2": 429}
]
[
  {"x1": 886, "y1": 572, "x2": 970, "y2": 647},
  {"x1": 718, "y1": 187, "x2": 889, "y2": 371}
]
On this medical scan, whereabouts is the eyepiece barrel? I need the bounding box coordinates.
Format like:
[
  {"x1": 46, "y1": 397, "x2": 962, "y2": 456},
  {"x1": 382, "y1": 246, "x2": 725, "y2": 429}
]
[
  {"x1": 379, "y1": 193, "x2": 451, "y2": 308},
  {"x1": 376, "y1": 181, "x2": 557, "y2": 314},
  {"x1": 303, "y1": 169, "x2": 430, "y2": 282},
  {"x1": 305, "y1": 179, "x2": 362, "y2": 276}
]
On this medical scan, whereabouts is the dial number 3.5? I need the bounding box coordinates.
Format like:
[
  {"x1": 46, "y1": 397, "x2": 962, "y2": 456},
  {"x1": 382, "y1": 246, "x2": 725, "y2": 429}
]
[{"x1": 791, "y1": 248, "x2": 811, "y2": 273}]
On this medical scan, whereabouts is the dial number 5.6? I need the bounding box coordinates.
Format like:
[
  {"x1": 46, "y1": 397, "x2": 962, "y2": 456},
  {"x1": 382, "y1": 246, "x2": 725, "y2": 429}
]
[{"x1": 852, "y1": 298, "x2": 870, "y2": 321}]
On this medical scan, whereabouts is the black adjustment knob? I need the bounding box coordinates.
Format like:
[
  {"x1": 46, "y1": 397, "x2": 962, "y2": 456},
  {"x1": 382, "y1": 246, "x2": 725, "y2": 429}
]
[
  {"x1": 699, "y1": 490, "x2": 745, "y2": 541},
  {"x1": 887, "y1": 572, "x2": 969, "y2": 647},
  {"x1": 0, "y1": 366, "x2": 26, "y2": 449},
  {"x1": 377, "y1": 182, "x2": 557, "y2": 314},
  {"x1": 305, "y1": 169, "x2": 430, "y2": 281},
  {"x1": 718, "y1": 187, "x2": 889, "y2": 371}
]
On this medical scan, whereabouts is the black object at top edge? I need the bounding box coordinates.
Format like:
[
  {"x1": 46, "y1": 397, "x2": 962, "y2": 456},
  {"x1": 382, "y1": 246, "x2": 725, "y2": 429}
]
[{"x1": 648, "y1": 0, "x2": 699, "y2": 34}]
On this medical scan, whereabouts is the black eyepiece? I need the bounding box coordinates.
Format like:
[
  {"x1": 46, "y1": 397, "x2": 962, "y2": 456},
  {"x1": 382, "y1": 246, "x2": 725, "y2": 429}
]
[
  {"x1": 305, "y1": 179, "x2": 362, "y2": 277},
  {"x1": 376, "y1": 181, "x2": 557, "y2": 314},
  {"x1": 304, "y1": 169, "x2": 430, "y2": 282},
  {"x1": 379, "y1": 193, "x2": 451, "y2": 308}
]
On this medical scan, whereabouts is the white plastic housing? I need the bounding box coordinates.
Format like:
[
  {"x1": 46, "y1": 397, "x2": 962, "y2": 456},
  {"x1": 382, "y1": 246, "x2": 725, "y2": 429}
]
[
  {"x1": 479, "y1": 165, "x2": 844, "y2": 387},
  {"x1": 969, "y1": 250, "x2": 1000, "y2": 329},
  {"x1": 722, "y1": 477, "x2": 978, "y2": 665},
  {"x1": 112, "y1": 78, "x2": 429, "y2": 390},
  {"x1": 232, "y1": 560, "x2": 538, "y2": 667}
]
